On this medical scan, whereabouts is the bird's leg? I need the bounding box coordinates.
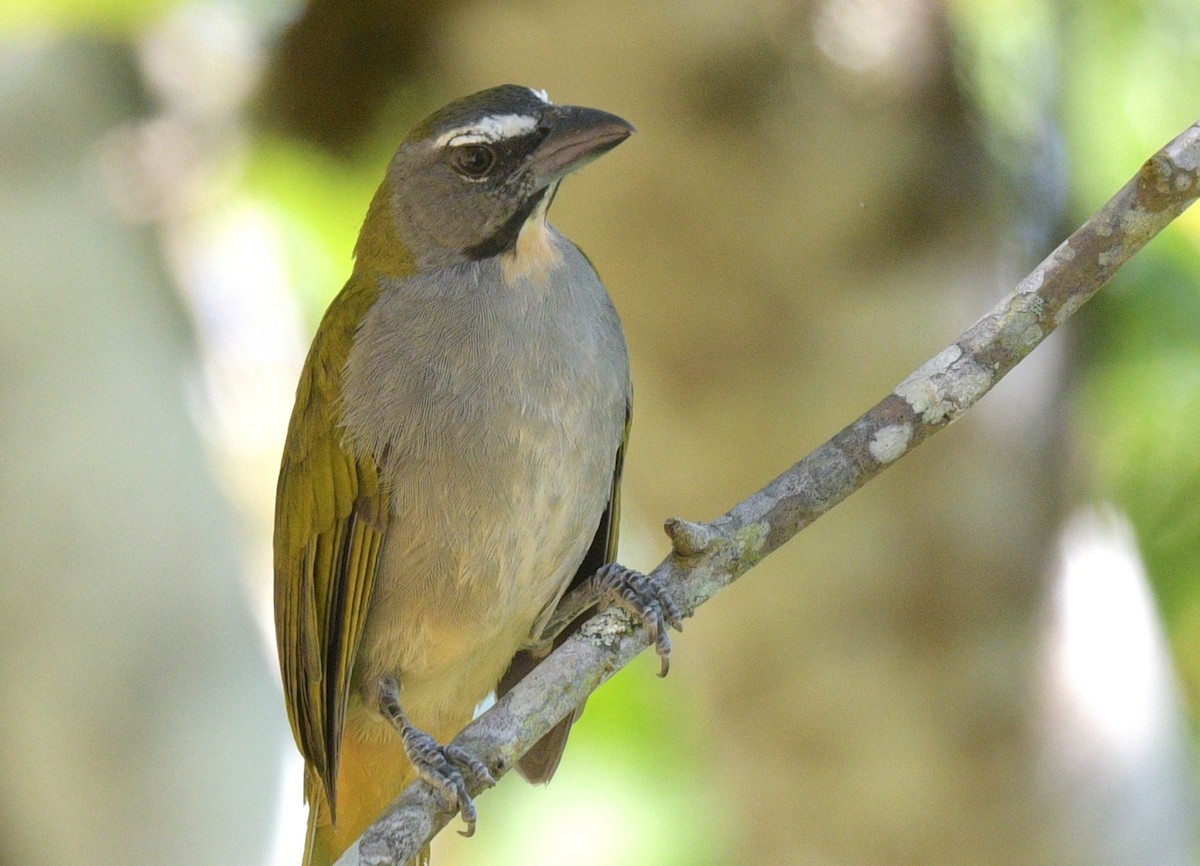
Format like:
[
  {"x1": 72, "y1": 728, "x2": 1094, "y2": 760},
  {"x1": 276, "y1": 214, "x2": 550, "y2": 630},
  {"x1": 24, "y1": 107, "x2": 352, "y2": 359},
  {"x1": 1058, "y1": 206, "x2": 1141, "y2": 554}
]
[
  {"x1": 539, "y1": 564, "x2": 683, "y2": 677},
  {"x1": 377, "y1": 674, "x2": 495, "y2": 837}
]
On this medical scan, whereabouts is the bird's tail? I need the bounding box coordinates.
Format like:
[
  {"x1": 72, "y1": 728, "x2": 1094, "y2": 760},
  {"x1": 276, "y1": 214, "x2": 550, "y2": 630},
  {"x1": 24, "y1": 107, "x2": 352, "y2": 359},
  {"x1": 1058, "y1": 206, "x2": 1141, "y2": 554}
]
[{"x1": 300, "y1": 736, "x2": 426, "y2": 866}]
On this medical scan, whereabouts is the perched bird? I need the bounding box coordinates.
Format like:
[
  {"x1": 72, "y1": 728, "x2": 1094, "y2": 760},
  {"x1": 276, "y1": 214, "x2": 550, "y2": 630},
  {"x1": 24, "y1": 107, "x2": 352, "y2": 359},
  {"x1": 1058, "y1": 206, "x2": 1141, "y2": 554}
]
[{"x1": 274, "y1": 85, "x2": 679, "y2": 866}]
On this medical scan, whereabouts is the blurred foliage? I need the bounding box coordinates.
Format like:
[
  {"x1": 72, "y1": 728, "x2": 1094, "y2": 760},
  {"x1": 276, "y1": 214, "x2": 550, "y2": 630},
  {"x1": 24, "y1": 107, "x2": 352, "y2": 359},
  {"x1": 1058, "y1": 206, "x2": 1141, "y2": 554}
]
[
  {"x1": 1066, "y1": 0, "x2": 1200, "y2": 710},
  {"x1": 0, "y1": 0, "x2": 178, "y2": 33},
  {"x1": 3, "y1": 0, "x2": 1199, "y2": 863},
  {"x1": 953, "y1": 0, "x2": 1200, "y2": 712},
  {"x1": 241, "y1": 136, "x2": 377, "y2": 319}
]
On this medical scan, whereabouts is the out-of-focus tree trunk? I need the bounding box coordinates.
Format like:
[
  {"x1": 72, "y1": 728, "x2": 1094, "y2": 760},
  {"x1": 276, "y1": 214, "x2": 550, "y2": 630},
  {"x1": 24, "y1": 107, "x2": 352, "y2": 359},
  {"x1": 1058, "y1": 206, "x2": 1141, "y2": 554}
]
[{"x1": 0, "y1": 39, "x2": 280, "y2": 866}]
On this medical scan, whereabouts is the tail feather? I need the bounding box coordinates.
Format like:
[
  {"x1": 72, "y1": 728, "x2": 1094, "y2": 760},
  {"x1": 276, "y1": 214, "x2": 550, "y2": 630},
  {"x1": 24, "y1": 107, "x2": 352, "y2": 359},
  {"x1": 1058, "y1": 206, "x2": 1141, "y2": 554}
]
[
  {"x1": 301, "y1": 734, "x2": 422, "y2": 866},
  {"x1": 500, "y1": 647, "x2": 586, "y2": 784}
]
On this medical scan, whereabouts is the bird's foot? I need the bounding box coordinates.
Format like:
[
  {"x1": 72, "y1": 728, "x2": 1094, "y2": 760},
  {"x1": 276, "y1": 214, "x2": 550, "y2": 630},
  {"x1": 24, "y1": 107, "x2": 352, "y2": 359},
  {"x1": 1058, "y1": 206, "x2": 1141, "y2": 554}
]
[
  {"x1": 378, "y1": 675, "x2": 496, "y2": 837},
  {"x1": 594, "y1": 563, "x2": 683, "y2": 676}
]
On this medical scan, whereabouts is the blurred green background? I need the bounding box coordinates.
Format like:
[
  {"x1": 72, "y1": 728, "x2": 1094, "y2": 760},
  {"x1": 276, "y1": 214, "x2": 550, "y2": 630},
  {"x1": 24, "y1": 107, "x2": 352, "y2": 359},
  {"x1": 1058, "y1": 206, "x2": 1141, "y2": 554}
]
[{"x1": 2, "y1": 1, "x2": 1198, "y2": 865}]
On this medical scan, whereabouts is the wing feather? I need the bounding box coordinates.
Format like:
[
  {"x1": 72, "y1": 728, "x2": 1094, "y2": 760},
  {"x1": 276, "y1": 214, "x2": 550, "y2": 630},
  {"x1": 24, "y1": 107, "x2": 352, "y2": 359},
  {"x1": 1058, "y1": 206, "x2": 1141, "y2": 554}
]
[{"x1": 274, "y1": 279, "x2": 387, "y2": 817}]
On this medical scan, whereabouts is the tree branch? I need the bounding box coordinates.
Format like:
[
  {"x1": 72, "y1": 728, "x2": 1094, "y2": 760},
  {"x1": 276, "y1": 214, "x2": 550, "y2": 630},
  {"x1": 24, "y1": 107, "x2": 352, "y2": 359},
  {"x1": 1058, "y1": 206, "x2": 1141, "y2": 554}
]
[{"x1": 333, "y1": 120, "x2": 1200, "y2": 866}]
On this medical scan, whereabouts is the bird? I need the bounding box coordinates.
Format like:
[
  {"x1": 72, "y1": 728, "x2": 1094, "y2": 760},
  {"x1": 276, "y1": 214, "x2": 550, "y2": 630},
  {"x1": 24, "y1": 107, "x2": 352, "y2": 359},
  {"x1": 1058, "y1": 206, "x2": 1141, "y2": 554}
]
[{"x1": 273, "y1": 84, "x2": 681, "y2": 866}]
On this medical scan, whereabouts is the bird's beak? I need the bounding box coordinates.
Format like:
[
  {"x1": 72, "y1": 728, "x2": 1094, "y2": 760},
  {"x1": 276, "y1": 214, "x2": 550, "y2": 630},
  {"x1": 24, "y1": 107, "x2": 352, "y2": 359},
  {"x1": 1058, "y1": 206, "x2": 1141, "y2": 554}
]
[{"x1": 528, "y1": 105, "x2": 634, "y2": 191}]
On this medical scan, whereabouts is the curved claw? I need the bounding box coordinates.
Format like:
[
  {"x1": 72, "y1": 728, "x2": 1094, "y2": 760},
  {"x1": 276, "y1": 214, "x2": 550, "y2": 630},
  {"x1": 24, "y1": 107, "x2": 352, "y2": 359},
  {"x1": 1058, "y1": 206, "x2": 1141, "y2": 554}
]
[
  {"x1": 595, "y1": 564, "x2": 683, "y2": 676},
  {"x1": 378, "y1": 674, "x2": 495, "y2": 836},
  {"x1": 409, "y1": 731, "x2": 495, "y2": 836},
  {"x1": 444, "y1": 743, "x2": 496, "y2": 836}
]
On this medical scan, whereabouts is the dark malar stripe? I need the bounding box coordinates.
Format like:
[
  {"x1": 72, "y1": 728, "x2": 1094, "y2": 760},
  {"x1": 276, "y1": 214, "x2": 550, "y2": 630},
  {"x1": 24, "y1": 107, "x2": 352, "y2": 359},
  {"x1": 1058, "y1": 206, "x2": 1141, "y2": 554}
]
[{"x1": 463, "y1": 186, "x2": 548, "y2": 260}]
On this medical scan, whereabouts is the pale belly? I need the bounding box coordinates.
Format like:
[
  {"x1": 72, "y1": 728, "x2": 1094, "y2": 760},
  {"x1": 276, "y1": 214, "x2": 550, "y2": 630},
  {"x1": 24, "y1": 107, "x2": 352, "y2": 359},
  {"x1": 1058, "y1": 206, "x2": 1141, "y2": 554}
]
[{"x1": 348, "y1": 415, "x2": 615, "y2": 741}]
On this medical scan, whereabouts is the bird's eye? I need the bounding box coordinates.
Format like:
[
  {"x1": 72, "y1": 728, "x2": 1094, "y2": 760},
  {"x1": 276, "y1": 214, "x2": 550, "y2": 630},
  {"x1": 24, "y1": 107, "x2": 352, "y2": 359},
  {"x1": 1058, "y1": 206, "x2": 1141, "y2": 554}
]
[{"x1": 450, "y1": 145, "x2": 496, "y2": 179}]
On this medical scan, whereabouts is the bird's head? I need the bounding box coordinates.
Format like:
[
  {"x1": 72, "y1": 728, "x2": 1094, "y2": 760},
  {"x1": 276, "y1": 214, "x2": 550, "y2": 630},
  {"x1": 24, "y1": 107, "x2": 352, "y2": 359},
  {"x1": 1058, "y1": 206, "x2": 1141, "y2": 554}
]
[{"x1": 355, "y1": 84, "x2": 634, "y2": 276}]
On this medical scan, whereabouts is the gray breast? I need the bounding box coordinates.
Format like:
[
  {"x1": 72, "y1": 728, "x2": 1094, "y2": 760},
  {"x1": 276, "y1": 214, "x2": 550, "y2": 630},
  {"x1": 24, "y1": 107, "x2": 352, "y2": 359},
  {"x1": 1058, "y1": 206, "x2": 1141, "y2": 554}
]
[
  {"x1": 339, "y1": 232, "x2": 629, "y2": 618},
  {"x1": 340, "y1": 233, "x2": 628, "y2": 468}
]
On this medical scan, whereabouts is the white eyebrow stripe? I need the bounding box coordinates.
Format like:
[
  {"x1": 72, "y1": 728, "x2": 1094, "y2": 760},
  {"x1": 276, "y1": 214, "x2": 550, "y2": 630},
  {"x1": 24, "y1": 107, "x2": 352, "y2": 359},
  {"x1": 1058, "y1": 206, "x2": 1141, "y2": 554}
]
[
  {"x1": 531, "y1": 88, "x2": 551, "y2": 104},
  {"x1": 435, "y1": 113, "x2": 539, "y2": 147}
]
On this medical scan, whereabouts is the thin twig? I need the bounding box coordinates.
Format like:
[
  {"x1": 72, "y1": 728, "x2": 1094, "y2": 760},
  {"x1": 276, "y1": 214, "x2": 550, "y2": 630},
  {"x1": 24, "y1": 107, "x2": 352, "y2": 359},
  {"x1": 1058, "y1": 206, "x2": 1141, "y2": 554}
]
[{"x1": 333, "y1": 120, "x2": 1200, "y2": 866}]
